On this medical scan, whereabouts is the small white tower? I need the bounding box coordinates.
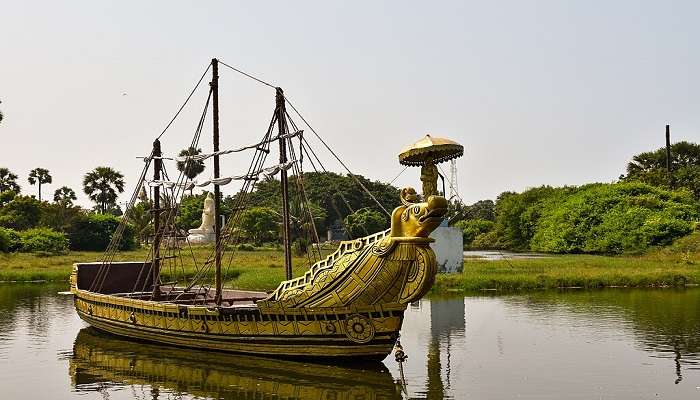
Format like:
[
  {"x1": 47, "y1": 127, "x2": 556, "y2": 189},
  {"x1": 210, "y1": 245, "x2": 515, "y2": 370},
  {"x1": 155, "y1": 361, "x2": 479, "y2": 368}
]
[{"x1": 449, "y1": 159, "x2": 459, "y2": 200}]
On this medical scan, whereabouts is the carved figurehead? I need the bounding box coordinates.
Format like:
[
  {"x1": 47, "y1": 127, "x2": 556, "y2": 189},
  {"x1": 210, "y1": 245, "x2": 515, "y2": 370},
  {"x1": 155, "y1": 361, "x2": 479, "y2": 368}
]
[
  {"x1": 391, "y1": 187, "x2": 447, "y2": 238},
  {"x1": 260, "y1": 187, "x2": 448, "y2": 312}
]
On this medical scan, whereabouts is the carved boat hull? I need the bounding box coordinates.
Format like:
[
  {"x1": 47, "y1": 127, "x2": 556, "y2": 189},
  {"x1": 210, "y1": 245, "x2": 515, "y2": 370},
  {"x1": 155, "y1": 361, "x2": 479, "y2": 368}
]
[
  {"x1": 72, "y1": 194, "x2": 446, "y2": 360},
  {"x1": 73, "y1": 288, "x2": 403, "y2": 360}
]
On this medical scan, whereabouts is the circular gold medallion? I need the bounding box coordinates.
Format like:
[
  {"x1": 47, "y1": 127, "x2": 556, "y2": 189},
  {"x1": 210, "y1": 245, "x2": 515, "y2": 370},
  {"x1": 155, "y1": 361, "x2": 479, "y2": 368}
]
[{"x1": 344, "y1": 314, "x2": 375, "y2": 343}]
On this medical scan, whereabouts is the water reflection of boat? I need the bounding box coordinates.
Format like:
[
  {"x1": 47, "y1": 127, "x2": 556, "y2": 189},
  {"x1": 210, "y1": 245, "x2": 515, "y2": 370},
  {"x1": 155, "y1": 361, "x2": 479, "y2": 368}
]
[
  {"x1": 70, "y1": 327, "x2": 402, "y2": 400},
  {"x1": 425, "y1": 296, "x2": 466, "y2": 399}
]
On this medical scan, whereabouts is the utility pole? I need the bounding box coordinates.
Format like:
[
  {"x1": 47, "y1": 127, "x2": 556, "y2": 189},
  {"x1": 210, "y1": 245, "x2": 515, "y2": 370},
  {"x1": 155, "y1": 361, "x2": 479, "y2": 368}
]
[{"x1": 666, "y1": 124, "x2": 673, "y2": 187}]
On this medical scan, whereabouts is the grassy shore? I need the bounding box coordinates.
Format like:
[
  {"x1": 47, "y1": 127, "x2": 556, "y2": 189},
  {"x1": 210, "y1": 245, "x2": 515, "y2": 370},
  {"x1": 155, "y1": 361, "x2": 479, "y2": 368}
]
[
  {"x1": 0, "y1": 232, "x2": 698, "y2": 292},
  {"x1": 437, "y1": 231, "x2": 700, "y2": 292},
  {"x1": 0, "y1": 246, "x2": 319, "y2": 290}
]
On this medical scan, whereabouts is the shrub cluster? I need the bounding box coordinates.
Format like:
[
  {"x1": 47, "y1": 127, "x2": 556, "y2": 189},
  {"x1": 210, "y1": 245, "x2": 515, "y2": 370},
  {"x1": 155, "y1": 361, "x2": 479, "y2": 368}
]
[
  {"x1": 0, "y1": 227, "x2": 68, "y2": 254},
  {"x1": 454, "y1": 219, "x2": 494, "y2": 250},
  {"x1": 19, "y1": 228, "x2": 69, "y2": 254},
  {"x1": 0, "y1": 190, "x2": 137, "y2": 254},
  {"x1": 68, "y1": 213, "x2": 136, "y2": 251},
  {"x1": 0, "y1": 227, "x2": 21, "y2": 252},
  {"x1": 455, "y1": 182, "x2": 699, "y2": 254}
]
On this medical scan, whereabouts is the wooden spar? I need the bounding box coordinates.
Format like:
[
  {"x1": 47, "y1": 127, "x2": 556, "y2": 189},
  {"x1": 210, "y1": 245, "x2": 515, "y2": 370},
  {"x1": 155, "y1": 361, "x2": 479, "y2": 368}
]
[
  {"x1": 212, "y1": 58, "x2": 223, "y2": 305},
  {"x1": 276, "y1": 88, "x2": 293, "y2": 280},
  {"x1": 151, "y1": 139, "x2": 162, "y2": 299},
  {"x1": 666, "y1": 124, "x2": 672, "y2": 187}
]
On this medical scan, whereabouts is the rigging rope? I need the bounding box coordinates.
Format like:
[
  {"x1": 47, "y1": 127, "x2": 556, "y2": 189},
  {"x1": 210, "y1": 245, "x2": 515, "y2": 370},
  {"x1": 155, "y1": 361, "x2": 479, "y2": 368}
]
[
  {"x1": 389, "y1": 166, "x2": 409, "y2": 185},
  {"x1": 297, "y1": 133, "x2": 354, "y2": 239},
  {"x1": 132, "y1": 87, "x2": 213, "y2": 295},
  {"x1": 283, "y1": 97, "x2": 391, "y2": 217},
  {"x1": 437, "y1": 164, "x2": 464, "y2": 204},
  {"x1": 218, "y1": 60, "x2": 276, "y2": 89},
  {"x1": 96, "y1": 59, "x2": 403, "y2": 297},
  {"x1": 156, "y1": 62, "x2": 212, "y2": 140}
]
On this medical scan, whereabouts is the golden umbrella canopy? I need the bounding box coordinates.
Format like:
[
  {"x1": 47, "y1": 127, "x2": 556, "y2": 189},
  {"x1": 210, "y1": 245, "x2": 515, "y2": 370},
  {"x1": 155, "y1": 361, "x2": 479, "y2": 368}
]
[{"x1": 398, "y1": 134, "x2": 464, "y2": 166}]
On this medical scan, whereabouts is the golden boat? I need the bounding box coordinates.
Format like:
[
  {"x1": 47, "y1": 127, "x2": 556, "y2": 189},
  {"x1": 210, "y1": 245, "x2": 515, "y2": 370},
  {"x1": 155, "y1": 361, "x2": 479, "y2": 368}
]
[{"x1": 71, "y1": 58, "x2": 448, "y2": 361}]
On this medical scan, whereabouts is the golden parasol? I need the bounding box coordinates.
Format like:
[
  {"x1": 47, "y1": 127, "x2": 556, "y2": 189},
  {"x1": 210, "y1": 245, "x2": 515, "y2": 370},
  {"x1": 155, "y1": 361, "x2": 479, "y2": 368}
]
[
  {"x1": 398, "y1": 134, "x2": 463, "y2": 197},
  {"x1": 398, "y1": 135, "x2": 464, "y2": 166}
]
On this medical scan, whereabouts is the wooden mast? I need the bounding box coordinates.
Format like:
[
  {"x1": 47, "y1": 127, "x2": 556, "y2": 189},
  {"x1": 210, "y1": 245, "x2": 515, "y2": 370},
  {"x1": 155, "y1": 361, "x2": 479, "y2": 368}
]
[
  {"x1": 212, "y1": 58, "x2": 223, "y2": 305},
  {"x1": 151, "y1": 139, "x2": 162, "y2": 299},
  {"x1": 276, "y1": 88, "x2": 293, "y2": 280}
]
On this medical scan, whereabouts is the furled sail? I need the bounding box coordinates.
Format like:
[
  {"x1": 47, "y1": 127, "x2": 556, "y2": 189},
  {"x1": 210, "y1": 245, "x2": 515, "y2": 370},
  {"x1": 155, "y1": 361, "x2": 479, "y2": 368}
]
[{"x1": 146, "y1": 160, "x2": 297, "y2": 188}]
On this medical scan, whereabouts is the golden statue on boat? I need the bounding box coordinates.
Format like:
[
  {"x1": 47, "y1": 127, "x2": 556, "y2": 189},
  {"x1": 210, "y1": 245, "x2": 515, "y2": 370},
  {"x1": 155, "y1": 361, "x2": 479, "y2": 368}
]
[{"x1": 70, "y1": 58, "x2": 449, "y2": 360}]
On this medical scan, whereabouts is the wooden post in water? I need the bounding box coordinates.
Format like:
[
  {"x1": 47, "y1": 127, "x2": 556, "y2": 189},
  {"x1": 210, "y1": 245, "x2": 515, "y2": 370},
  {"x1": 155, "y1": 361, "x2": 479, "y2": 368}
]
[
  {"x1": 151, "y1": 139, "x2": 162, "y2": 299},
  {"x1": 665, "y1": 124, "x2": 672, "y2": 187},
  {"x1": 276, "y1": 87, "x2": 293, "y2": 280},
  {"x1": 212, "y1": 58, "x2": 223, "y2": 305}
]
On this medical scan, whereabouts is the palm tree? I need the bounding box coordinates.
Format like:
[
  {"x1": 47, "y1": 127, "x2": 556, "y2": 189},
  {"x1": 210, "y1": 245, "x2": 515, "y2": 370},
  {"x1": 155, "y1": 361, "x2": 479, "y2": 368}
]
[
  {"x1": 0, "y1": 167, "x2": 20, "y2": 193},
  {"x1": 83, "y1": 167, "x2": 125, "y2": 213},
  {"x1": 176, "y1": 147, "x2": 206, "y2": 195},
  {"x1": 127, "y1": 201, "x2": 153, "y2": 244},
  {"x1": 53, "y1": 186, "x2": 77, "y2": 206},
  {"x1": 28, "y1": 167, "x2": 52, "y2": 201}
]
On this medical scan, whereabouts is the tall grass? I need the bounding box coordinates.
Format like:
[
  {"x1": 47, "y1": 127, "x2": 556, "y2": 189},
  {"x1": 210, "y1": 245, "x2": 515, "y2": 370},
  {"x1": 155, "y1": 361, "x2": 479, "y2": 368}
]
[
  {"x1": 1, "y1": 232, "x2": 698, "y2": 292},
  {"x1": 0, "y1": 246, "x2": 321, "y2": 290},
  {"x1": 437, "y1": 231, "x2": 700, "y2": 292}
]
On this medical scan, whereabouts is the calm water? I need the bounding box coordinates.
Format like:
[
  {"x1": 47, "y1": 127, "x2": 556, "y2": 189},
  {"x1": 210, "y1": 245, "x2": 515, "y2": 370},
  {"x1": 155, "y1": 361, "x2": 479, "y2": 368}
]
[{"x1": 0, "y1": 284, "x2": 699, "y2": 399}]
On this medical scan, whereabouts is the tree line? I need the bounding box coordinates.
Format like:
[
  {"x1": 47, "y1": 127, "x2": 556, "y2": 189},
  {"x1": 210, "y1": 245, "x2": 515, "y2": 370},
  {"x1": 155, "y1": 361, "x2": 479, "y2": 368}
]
[
  {"x1": 0, "y1": 165, "x2": 132, "y2": 254},
  {"x1": 0, "y1": 152, "x2": 400, "y2": 254},
  {"x1": 453, "y1": 141, "x2": 700, "y2": 254}
]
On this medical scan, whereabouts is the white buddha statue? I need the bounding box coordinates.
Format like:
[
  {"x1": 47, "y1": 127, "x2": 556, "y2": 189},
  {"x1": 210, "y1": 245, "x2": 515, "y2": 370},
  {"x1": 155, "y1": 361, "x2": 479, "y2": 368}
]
[{"x1": 187, "y1": 192, "x2": 216, "y2": 243}]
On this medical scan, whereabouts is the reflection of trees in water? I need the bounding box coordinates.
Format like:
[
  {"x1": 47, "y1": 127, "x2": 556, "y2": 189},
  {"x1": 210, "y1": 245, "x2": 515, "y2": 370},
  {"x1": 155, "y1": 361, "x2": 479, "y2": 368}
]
[
  {"x1": 420, "y1": 296, "x2": 466, "y2": 400},
  {"x1": 0, "y1": 283, "x2": 68, "y2": 340},
  {"x1": 508, "y1": 289, "x2": 700, "y2": 384},
  {"x1": 71, "y1": 328, "x2": 402, "y2": 400}
]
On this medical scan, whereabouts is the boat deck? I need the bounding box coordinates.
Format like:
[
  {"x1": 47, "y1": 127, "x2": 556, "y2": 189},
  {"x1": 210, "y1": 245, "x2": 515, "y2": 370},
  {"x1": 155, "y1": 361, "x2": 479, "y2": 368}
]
[
  {"x1": 112, "y1": 286, "x2": 269, "y2": 308},
  {"x1": 73, "y1": 261, "x2": 268, "y2": 308}
]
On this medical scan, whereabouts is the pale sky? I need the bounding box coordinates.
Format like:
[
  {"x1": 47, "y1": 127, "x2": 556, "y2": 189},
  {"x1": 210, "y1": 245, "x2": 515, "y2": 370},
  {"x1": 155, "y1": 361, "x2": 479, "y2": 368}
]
[{"x1": 1, "y1": 1, "x2": 699, "y2": 207}]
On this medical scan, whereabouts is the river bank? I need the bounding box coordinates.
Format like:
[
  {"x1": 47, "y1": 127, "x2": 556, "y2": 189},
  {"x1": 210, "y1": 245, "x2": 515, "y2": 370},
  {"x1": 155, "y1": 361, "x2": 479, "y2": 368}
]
[
  {"x1": 0, "y1": 247, "x2": 314, "y2": 290},
  {"x1": 438, "y1": 231, "x2": 700, "y2": 291},
  {"x1": 1, "y1": 232, "x2": 698, "y2": 291}
]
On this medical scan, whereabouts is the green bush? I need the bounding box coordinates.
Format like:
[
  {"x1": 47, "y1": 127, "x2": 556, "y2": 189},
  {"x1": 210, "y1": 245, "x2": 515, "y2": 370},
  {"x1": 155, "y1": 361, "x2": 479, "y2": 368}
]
[
  {"x1": 239, "y1": 207, "x2": 279, "y2": 245},
  {"x1": 68, "y1": 213, "x2": 136, "y2": 251},
  {"x1": 293, "y1": 237, "x2": 309, "y2": 256},
  {"x1": 491, "y1": 186, "x2": 573, "y2": 250},
  {"x1": 0, "y1": 227, "x2": 21, "y2": 252},
  {"x1": 472, "y1": 230, "x2": 501, "y2": 249},
  {"x1": 237, "y1": 243, "x2": 255, "y2": 251},
  {"x1": 344, "y1": 207, "x2": 388, "y2": 238},
  {"x1": 176, "y1": 193, "x2": 207, "y2": 230},
  {"x1": 0, "y1": 195, "x2": 42, "y2": 230},
  {"x1": 454, "y1": 219, "x2": 494, "y2": 248},
  {"x1": 19, "y1": 228, "x2": 69, "y2": 255},
  {"x1": 530, "y1": 182, "x2": 698, "y2": 254}
]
